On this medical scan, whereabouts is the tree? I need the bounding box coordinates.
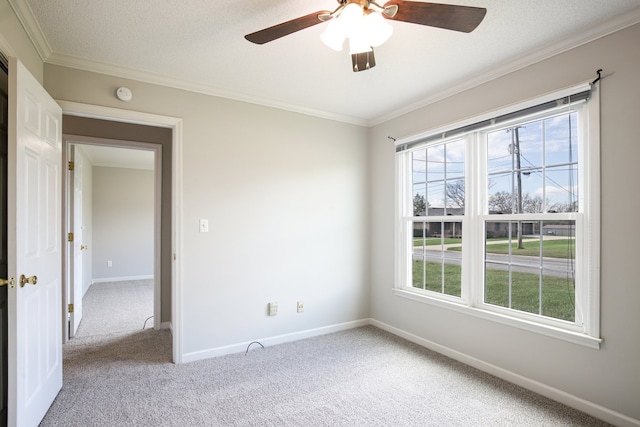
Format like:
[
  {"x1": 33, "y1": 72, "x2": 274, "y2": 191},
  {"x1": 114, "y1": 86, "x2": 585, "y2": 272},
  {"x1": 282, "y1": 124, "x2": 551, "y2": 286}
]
[
  {"x1": 413, "y1": 193, "x2": 427, "y2": 216},
  {"x1": 446, "y1": 180, "x2": 465, "y2": 209},
  {"x1": 522, "y1": 193, "x2": 544, "y2": 213},
  {"x1": 549, "y1": 200, "x2": 578, "y2": 213},
  {"x1": 489, "y1": 191, "x2": 545, "y2": 214},
  {"x1": 488, "y1": 191, "x2": 514, "y2": 213}
]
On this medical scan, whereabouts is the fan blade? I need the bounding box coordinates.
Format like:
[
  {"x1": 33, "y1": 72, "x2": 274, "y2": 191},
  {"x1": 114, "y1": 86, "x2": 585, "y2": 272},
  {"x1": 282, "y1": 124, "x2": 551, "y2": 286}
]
[
  {"x1": 383, "y1": 1, "x2": 486, "y2": 33},
  {"x1": 245, "y1": 11, "x2": 331, "y2": 44}
]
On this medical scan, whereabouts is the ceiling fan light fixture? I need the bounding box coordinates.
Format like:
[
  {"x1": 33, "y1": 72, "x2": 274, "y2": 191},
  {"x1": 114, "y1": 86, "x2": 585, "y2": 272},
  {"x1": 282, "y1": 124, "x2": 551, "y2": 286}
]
[
  {"x1": 339, "y1": 2, "x2": 366, "y2": 38},
  {"x1": 322, "y1": 2, "x2": 392, "y2": 57},
  {"x1": 320, "y1": 18, "x2": 346, "y2": 51},
  {"x1": 348, "y1": 34, "x2": 372, "y2": 55},
  {"x1": 363, "y1": 10, "x2": 393, "y2": 47},
  {"x1": 352, "y1": 49, "x2": 376, "y2": 72}
]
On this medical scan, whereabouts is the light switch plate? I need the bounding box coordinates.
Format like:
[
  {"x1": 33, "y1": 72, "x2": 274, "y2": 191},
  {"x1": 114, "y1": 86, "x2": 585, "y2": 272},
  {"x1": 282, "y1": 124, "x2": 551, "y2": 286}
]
[{"x1": 199, "y1": 219, "x2": 209, "y2": 233}]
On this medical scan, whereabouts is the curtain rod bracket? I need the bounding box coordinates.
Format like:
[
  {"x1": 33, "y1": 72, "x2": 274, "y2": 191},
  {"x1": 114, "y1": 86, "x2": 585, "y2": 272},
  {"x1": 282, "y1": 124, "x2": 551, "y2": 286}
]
[
  {"x1": 592, "y1": 69, "x2": 602, "y2": 84},
  {"x1": 388, "y1": 136, "x2": 396, "y2": 142}
]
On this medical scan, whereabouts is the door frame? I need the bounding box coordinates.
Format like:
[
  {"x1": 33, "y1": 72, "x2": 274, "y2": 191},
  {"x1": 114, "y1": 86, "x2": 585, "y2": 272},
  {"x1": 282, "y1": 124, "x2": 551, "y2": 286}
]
[
  {"x1": 63, "y1": 136, "x2": 163, "y2": 336},
  {"x1": 57, "y1": 101, "x2": 183, "y2": 363}
]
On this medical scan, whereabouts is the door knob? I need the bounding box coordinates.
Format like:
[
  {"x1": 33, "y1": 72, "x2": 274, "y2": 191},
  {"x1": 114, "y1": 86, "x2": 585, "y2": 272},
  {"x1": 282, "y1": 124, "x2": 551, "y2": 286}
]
[{"x1": 19, "y1": 274, "x2": 37, "y2": 288}]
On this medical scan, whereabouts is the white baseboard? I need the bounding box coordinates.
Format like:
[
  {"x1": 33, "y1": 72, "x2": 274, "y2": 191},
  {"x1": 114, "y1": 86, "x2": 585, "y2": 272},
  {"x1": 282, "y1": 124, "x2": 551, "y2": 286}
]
[
  {"x1": 181, "y1": 318, "x2": 370, "y2": 363},
  {"x1": 91, "y1": 275, "x2": 153, "y2": 284},
  {"x1": 370, "y1": 319, "x2": 640, "y2": 427}
]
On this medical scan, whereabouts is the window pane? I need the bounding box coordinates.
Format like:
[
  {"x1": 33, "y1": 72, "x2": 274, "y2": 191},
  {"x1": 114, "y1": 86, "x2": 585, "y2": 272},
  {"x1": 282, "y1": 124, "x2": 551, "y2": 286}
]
[
  {"x1": 411, "y1": 221, "x2": 462, "y2": 297},
  {"x1": 427, "y1": 180, "x2": 444, "y2": 212},
  {"x1": 545, "y1": 113, "x2": 579, "y2": 166},
  {"x1": 446, "y1": 179, "x2": 465, "y2": 213},
  {"x1": 546, "y1": 165, "x2": 578, "y2": 212},
  {"x1": 412, "y1": 140, "x2": 465, "y2": 216},
  {"x1": 413, "y1": 186, "x2": 427, "y2": 216},
  {"x1": 485, "y1": 220, "x2": 576, "y2": 322},
  {"x1": 516, "y1": 121, "x2": 543, "y2": 168},
  {"x1": 487, "y1": 130, "x2": 512, "y2": 174},
  {"x1": 487, "y1": 112, "x2": 579, "y2": 215},
  {"x1": 412, "y1": 150, "x2": 427, "y2": 216},
  {"x1": 541, "y1": 220, "x2": 575, "y2": 321},
  {"x1": 446, "y1": 140, "x2": 465, "y2": 180},
  {"x1": 488, "y1": 173, "x2": 514, "y2": 214}
]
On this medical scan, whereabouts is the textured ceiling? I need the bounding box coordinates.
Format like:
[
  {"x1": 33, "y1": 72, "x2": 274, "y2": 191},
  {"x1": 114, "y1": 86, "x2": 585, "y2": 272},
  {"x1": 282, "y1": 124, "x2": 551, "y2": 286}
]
[{"x1": 13, "y1": 0, "x2": 640, "y2": 125}]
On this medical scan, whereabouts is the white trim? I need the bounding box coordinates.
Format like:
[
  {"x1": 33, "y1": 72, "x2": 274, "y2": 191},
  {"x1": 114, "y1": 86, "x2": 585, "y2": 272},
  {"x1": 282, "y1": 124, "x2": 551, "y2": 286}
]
[
  {"x1": 46, "y1": 52, "x2": 369, "y2": 127},
  {"x1": 370, "y1": 319, "x2": 639, "y2": 427},
  {"x1": 395, "y1": 87, "x2": 600, "y2": 345},
  {"x1": 90, "y1": 275, "x2": 154, "y2": 284},
  {"x1": 181, "y1": 319, "x2": 370, "y2": 363},
  {"x1": 58, "y1": 101, "x2": 184, "y2": 364},
  {"x1": 393, "y1": 289, "x2": 600, "y2": 349},
  {"x1": 584, "y1": 83, "x2": 601, "y2": 339}
]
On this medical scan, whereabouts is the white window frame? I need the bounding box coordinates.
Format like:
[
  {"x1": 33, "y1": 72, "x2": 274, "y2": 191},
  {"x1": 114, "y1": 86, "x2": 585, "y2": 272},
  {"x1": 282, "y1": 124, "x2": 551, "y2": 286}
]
[{"x1": 394, "y1": 83, "x2": 601, "y2": 349}]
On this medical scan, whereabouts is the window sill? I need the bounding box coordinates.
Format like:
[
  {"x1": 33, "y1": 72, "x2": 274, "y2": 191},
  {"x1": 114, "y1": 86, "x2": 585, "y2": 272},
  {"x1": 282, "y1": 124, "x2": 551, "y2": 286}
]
[{"x1": 393, "y1": 288, "x2": 602, "y2": 350}]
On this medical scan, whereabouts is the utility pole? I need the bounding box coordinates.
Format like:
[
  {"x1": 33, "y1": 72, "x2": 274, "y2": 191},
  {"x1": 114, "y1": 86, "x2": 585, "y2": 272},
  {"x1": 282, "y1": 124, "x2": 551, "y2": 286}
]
[{"x1": 509, "y1": 126, "x2": 524, "y2": 249}]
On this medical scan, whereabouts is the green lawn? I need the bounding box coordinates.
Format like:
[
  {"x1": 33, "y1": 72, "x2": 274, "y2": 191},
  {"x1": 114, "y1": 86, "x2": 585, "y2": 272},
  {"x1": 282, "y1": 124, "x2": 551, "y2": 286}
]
[
  {"x1": 412, "y1": 260, "x2": 575, "y2": 321},
  {"x1": 484, "y1": 238, "x2": 575, "y2": 258},
  {"x1": 444, "y1": 238, "x2": 575, "y2": 259},
  {"x1": 413, "y1": 237, "x2": 461, "y2": 246}
]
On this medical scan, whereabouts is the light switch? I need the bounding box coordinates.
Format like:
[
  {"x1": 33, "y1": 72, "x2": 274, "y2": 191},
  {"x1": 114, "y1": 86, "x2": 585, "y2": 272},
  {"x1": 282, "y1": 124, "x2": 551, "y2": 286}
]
[{"x1": 199, "y1": 219, "x2": 209, "y2": 233}]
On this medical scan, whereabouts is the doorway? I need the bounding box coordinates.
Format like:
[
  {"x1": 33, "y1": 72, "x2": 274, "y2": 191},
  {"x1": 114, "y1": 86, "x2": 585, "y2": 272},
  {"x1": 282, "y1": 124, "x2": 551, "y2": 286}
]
[
  {"x1": 58, "y1": 103, "x2": 182, "y2": 364},
  {"x1": 65, "y1": 140, "x2": 160, "y2": 338}
]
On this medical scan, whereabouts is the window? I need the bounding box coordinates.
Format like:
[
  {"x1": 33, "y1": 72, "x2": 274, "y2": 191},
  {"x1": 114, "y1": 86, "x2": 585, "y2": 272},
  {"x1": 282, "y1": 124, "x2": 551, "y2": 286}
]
[{"x1": 395, "y1": 83, "x2": 601, "y2": 347}]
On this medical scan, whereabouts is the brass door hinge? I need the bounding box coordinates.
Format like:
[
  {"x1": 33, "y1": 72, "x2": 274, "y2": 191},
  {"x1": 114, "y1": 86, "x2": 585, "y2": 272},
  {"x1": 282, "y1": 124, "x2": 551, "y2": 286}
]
[
  {"x1": 68, "y1": 161, "x2": 74, "y2": 171},
  {"x1": 68, "y1": 303, "x2": 74, "y2": 313},
  {"x1": 68, "y1": 232, "x2": 74, "y2": 242}
]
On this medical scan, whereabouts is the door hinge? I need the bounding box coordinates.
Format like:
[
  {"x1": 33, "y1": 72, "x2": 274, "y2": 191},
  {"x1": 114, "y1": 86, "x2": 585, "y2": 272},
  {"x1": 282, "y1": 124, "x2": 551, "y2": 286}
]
[
  {"x1": 68, "y1": 303, "x2": 74, "y2": 313},
  {"x1": 68, "y1": 232, "x2": 74, "y2": 242},
  {"x1": 68, "y1": 161, "x2": 74, "y2": 171}
]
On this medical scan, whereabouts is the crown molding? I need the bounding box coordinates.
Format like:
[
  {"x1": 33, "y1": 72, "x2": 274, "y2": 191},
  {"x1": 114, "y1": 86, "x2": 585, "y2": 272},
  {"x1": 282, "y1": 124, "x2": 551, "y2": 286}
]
[
  {"x1": 369, "y1": 7, "x2": 640, "y2": 127},
  {"x1": 10, "y1": 0, "x2": 640, "y2": 128},
  {"x1": 45, "y1": 52, "x2": 369, "y2": 127},
  {"x1": 8, "y1": 0, "x2": 52, "y2": 62}
]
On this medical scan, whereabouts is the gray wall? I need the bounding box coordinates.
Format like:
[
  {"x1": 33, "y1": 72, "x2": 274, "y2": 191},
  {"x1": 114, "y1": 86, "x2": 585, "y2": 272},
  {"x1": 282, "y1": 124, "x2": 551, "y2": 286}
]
[
  {"x1": 92, "y1": 166, "x2": 154, "y2": 280},
  {"x1": 370, "y1": 23, "x2": 640, "y2": 423},
  {"x1": 43, "y1": 63, "x2": 371, "y2": 358}
]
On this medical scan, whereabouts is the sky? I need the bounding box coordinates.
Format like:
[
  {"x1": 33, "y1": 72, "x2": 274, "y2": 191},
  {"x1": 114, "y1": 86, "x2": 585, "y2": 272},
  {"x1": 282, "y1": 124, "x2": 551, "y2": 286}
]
[{"x1": 412, "y1": 111, "x2": 579, "y2": 214}]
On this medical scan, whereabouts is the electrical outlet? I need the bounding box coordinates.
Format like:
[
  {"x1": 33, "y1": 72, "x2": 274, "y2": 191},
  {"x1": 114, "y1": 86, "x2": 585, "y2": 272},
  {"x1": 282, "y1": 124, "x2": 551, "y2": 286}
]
[
  {"x1": 297, "y1": 301, "x2": 304, "y2": 313},
  {"x1": 107, "y1": 260, "x2": 113, "y2": 267},
  {"x1": 268, "y1": 302, "x2": 278, "y2": 316}
]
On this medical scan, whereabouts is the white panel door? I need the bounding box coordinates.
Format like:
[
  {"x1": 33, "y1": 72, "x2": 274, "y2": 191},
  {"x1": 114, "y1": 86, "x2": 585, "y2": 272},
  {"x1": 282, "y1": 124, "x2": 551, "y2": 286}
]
[
  {"x1": 7, "y1": 58, "x2": 62, "y2": 427},
  {"x1": 69, "y1": 144, "x2": 83, "y2": 337}
]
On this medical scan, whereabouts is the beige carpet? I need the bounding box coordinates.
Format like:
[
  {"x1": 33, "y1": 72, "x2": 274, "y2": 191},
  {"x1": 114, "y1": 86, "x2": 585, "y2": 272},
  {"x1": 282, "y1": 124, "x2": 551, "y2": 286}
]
[
  {"x1": 74, "y1": 279, "x2": 154, "y2": 338},
  {"x1": 41, "y1": 315, "x2": 611, "y2": 426}
]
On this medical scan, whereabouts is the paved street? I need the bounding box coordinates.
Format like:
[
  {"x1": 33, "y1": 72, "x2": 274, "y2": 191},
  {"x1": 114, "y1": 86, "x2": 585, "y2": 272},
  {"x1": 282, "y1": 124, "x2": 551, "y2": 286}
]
[{"x1": 413, "y1": 238, "x2": 575, "y2": 277}]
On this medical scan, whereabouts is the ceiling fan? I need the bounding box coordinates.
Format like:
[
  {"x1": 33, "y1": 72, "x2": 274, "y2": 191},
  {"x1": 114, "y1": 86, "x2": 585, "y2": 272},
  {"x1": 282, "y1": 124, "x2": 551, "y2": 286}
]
[{"x1": 245, "y1": 0, "x2": 487, "y2": 72}]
